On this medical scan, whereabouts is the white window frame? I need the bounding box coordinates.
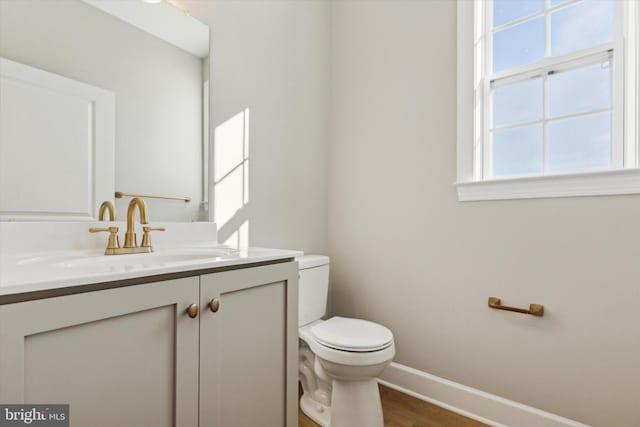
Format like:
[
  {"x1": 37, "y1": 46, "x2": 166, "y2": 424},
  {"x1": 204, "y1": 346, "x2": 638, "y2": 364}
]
[{"x1": 456, "y1": 0, "x2": 640, "y2": 201}]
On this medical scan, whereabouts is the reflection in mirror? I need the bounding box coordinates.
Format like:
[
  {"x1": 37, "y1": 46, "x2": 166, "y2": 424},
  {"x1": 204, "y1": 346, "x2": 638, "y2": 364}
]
[{"x1": 0, "y1": 0, "x2": 210, "y2": 221}]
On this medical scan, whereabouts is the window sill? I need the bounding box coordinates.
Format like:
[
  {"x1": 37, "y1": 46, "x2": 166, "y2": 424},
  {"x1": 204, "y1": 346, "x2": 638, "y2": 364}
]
[{"x1": 455, "y1": 168, "x2": 640, "y2": 201}]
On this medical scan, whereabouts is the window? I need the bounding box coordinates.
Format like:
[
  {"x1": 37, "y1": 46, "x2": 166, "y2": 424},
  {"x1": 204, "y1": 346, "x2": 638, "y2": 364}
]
[{"x1": 456, "y1": 0, "x2": 640, "y2": 201}]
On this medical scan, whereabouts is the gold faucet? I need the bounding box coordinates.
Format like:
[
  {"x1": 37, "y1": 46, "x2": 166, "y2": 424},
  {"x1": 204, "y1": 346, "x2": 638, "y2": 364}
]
[
  {"x1": 90, "y1": 197, "x2": 164, "y2": 255},
  {"x1": 124, "y1": 197, "x2": 148, "y2": 248},
  {"x1": 98, "y1": 201, "x2": 116, "y2": 221}
]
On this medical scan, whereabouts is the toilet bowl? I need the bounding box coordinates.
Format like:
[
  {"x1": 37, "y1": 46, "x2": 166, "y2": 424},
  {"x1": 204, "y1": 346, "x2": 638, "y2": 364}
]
[{"x1": 297, "y1": 255, "x2": 395, "y2": 427}]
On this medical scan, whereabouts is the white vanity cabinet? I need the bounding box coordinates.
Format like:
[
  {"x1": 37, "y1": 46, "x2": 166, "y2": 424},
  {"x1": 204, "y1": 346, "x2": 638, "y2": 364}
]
[
  {"x1": 199, "y1": 263, "x2": 298, "y2": 427},
  {"x1": 0, "y1": 277, "x2": 200, "y2": 427},
  {"x1": 0, "y1": 261, "x2": 298, "y2": 427}
]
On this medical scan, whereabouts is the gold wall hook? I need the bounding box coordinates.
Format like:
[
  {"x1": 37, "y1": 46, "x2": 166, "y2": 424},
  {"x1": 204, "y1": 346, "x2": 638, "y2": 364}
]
[{"x1": 488, "y1": 297, "x2": 544, "y2": 317}]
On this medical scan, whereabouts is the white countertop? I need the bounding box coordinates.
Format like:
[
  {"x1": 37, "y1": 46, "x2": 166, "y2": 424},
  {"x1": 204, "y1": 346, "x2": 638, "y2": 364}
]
[
  {"x1": 0, "y1": 221, "x2": 303, "y2": 299},
  {"x1": 0, "y1": 246, "x2": 302, "y2": 297}
]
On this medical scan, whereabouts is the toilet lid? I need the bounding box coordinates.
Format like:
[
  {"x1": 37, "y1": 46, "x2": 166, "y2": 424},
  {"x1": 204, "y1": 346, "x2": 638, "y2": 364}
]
[{"x1": 310, "y1": 317, "x2": 393, "y2": 352}]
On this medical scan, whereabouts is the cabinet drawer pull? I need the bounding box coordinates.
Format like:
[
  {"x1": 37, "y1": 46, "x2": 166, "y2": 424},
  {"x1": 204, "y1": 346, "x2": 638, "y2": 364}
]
[
  {"x1": 209, "y1": 298, "x2": 220, "y2": 313},
  {"x1": 186, "y1": 303, "x2": 199, "y2": 318}
]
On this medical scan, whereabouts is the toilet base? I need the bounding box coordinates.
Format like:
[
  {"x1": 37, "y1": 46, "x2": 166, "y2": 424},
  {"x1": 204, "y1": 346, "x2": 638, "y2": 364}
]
[
  {"x1": 329, "y1": 378, "x2": 384, "y2": 427},
  {"x1": 300, "y1": 379, "x2": 384, "y2": 427},
  {"x1": 300, "y1": 392, "x2": 331, "y2": 427}
]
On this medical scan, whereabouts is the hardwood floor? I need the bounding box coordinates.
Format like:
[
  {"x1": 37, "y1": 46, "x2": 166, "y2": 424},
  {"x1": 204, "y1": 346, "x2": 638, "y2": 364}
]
[{"x1": 299, "y1": 384, "x2": 487, "y2": 427}]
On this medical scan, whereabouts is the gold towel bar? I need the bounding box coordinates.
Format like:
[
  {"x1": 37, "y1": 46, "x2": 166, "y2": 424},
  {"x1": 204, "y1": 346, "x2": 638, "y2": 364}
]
[
  {"x1": 115, "y1": 192, "x2": 191, "y2": 203},
  {"x1": 488, "y1": 297, "x2": 544, "y2": 317}
]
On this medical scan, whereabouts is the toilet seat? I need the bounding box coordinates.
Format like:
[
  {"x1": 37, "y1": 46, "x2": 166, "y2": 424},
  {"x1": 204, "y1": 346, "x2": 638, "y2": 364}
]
[
  {"x1": 310, "y1": 316, "x2": 393, "y2": 352},
  {"x1": 299, "y1": 318, "x2": 395, "y2": 366}
]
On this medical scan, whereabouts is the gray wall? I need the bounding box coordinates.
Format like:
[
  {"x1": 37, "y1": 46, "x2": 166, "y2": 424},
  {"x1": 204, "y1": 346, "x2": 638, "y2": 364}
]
[
  {"x1": 328, "y1": 2, "x2": 639, "y2": 426},
  {"x1": 0, "y1": 0, "x2": 205, "y2": 221}
]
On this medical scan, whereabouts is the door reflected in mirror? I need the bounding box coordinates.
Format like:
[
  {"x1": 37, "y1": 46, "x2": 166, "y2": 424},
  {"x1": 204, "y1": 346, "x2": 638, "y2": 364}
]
[{"x1": 0, "y1": 0, "x2": 210, "y2": 221}]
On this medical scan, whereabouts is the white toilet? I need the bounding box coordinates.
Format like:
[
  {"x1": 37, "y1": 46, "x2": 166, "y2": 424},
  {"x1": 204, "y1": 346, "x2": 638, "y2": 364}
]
[{"x1": 297, "y1": 255, "x2": 395, "y2": 427}]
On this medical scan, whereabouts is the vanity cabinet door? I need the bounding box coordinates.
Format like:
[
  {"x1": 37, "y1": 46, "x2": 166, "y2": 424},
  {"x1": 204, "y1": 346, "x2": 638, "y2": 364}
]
[
  {"x1": 199, "y1": 262, "x2": 299, "y2": 427},
  {"x1": 0, "y1": 277, "x2": 200, "y2": 427}
]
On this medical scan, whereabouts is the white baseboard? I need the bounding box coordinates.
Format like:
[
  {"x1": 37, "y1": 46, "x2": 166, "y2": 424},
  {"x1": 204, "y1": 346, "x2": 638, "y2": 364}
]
[{"x1": 378, "y1": 362, "x2": 591, "y2": 427}]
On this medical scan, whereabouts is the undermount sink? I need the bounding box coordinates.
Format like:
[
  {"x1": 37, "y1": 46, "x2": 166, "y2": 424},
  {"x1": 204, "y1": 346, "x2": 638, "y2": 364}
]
[
  {"x1": 56, "y1": 248, "x2": 236, "y2": 268},
  {"x1": 10, "y1": 246, "x2": 239, "y2": 275}
]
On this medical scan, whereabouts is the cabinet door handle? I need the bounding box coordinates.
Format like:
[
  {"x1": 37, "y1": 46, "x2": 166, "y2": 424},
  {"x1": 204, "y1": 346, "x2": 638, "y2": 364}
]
[
  {"x1": 186, "y1": 303, "x2": 199, "y2": 318},
  {"x1": 209, "y1": 298, "x2": 220, "y2": 313}
]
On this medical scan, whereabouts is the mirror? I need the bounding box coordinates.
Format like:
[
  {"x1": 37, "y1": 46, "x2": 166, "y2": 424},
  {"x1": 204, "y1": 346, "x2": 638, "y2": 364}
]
[{"x1": 0, "y1": 0, "x2": 210, "y2": 222}]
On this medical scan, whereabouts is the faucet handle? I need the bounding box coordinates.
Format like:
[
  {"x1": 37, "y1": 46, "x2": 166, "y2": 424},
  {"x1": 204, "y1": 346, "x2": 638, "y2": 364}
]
[
  {"x1": 89, "y1": 227, "x2": 120, "y2": 250},
  {"x1": 141, "y1": 226, "x2": 165, "y2": 248}
]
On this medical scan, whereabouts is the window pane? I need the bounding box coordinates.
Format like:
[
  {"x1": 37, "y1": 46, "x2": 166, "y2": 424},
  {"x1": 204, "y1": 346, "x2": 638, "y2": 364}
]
[
  {"x1": 492, "y1": 125, "x2": 543, "y2": 177},
  {"x1": 548, "y1": 61, "x2": 611, "y2": 118},
  {"x1": 493, "y1": 17, "x2": 545, "y2": 72},
  {"x1": 548, "y1": 112, "x2": 611, "y2": 172},
  {"x1": 492, "y1": 78, "x2": 543, "y2": 128},
  {"x1": 493, "y1": 0, "x2": 544, "y2": 27},
  {"x1": 550, "y1": 0, "x2": 614, "y2": 57}
]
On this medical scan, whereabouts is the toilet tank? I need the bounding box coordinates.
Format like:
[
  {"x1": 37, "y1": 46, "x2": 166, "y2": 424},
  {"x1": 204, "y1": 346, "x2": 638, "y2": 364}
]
[{"x1": 297, "y1": 255, "x2": 330, "y2": 327}]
